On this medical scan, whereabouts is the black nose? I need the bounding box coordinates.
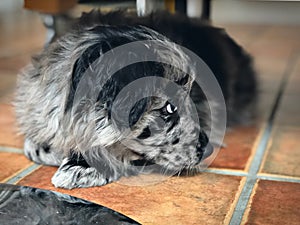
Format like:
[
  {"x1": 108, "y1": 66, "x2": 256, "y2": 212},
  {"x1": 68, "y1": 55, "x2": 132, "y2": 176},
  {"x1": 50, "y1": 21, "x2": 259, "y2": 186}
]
[
  {"x1": 196, "y1": 130, "x2": 213, "y2": 160},
  {"x1": 198, "y1": 130, "x2": 209, "y2": 148},
  {"x1": 202, "y1": 143, "x2": 214, "y2": 159}
]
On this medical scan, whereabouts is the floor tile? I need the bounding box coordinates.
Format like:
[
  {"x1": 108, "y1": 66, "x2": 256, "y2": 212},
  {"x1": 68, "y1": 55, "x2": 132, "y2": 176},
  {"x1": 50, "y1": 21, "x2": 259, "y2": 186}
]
[
  {"x1": 254, "y1": 57, "x2": 286, "y2": 93},
  {"x1": 217, "y1": 24, "x2": 268, "y2": 48},
  {"x1": 0, "y1": 92, "x2": 14, "y2": 104},
  {"x1": 247, "y1": 25, "x2": 300, "y2": 60},
  {"x1": 275, "y1": 94, "x2": 300, "y2": 126},
  {"x1": 248, "y1": 40, "x2": 294, "y2": 61},
  {"x1": 286, "y1": 76, "x2": 300, "y2": 95},
  {"x1": 0, "y1": 71, "x2": 17, "y2": 90},
  {"x1": 0, "y1": 71, "x2": 18, "y2": 103},
  {"x1": 256, "y1": 92, "x2": 276, "y2": 123},
  {"x1": 18, "y1": 166, "x2": 242, "y2": 225},
  {"x1": 260, "y1": 26, "x2": 300, "y2": 48},
  {"x1": 285, "y1": 56, "x2": 300, "y2": 94},
  {"x1": 0, "y1": 54, "x2": 32, "y2": 72},
  {"x1": 258, "y1": 75, "x2": 283, "y2": 93},
  {"x1": 210, "y1": 125, "x2": 260, "y2": 170},
  {"x1": 0, "y1": 152, "x2": 32, "y2": 182},
  {"x1": 0, "y1": 104, "x2": 24, "y2": 148},
  {"x1": 16, "y1": 166, "x2": 57, "y2": 188},
  {"x1": 260, "y1": 126, "x2": 300, "y2": 177},
  {"x1": 0, "y1": 6, "x2": 45, "y2": 58},
  {"x1": 243, "y1": 180, "x2": 300, "y2": 225}
]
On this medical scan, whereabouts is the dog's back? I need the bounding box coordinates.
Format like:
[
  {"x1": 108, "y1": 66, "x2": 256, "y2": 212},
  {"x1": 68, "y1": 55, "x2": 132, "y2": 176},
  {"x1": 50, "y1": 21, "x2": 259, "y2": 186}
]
[{"x1": 76, "y1": 10, "x2": 257, "y2": 126}]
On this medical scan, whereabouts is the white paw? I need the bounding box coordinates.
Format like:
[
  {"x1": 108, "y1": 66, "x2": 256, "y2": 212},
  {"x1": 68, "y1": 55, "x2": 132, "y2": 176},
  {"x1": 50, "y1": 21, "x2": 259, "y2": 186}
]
[{"x1": 51, "y1": 158, "x2": 109, "y2": 189}]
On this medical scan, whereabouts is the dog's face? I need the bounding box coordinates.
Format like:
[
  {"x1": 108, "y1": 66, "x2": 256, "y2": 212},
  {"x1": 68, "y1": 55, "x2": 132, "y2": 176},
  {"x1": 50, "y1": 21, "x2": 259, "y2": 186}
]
[
  {"x1": 119, "y1": 90, "x2": 213, "y2": 172},
  {"x1": 99, "y1": 62, "x2": 213, "y2": 172}
]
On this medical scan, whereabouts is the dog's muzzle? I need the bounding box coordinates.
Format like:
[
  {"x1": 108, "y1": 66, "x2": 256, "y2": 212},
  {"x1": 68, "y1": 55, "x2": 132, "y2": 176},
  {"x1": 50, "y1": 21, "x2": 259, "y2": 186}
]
[{"x1": 196, "y1": 130, "x2": 214, "y2": 161}]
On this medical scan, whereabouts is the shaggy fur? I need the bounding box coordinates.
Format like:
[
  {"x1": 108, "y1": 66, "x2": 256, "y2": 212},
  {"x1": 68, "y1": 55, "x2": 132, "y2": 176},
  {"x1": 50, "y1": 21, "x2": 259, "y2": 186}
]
[
  {"x1": 75, "y1": 10, "x2": 257, "y2": 125},
  {"x1": 15, "y1": 11, "x2": 256, "y2": 189}
]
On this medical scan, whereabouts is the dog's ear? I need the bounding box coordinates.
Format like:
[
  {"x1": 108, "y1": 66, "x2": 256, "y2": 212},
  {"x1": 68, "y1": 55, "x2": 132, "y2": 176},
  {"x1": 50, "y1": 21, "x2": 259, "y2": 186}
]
[
  {"x1": 101, "y1": 82, "x2": 150, "y2": 129},
  {"x1": 97, "y1": 61, "x2": 164, "y2": 128},
  {"x1": 100, "y1": 96, "x2": 149, "y2": 131},
  {"x1": 128, "y1": 97, "x2": 149, "y2": 127},
  {"x1": 65, "y1": 42, "x2": 103, "y2": 113}
]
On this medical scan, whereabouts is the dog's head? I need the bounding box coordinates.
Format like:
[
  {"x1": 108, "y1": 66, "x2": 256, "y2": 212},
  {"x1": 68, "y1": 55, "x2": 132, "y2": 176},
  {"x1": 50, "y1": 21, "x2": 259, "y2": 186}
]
[{"x1": 67, "y1": 25, "x2": 213, "y2": 172}]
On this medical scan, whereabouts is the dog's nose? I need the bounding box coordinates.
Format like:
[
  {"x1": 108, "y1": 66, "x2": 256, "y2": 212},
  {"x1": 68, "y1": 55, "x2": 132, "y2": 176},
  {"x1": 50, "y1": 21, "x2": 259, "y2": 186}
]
[
  {"x1": 196, "y1": 142, "x2": 214, "y2": 160},
  {"x1": 196, "y1": 130, "x2": 214, "y2": 160},
  {"x1": 198, "y1": 130, "x2": 209, "y2": 148},
  {"x1": 202, "y1": 143, "x2": 214, "y2": 159}
]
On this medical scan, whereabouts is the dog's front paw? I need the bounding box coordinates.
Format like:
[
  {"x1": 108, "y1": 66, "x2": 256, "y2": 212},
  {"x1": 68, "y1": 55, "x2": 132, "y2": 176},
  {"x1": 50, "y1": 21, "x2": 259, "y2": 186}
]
[
  {"x1": 51, "y1": 157, "x2": 111, "y2": 189},
  {"x1": 24, "y1": 138, "x2": 62, "y2": 166}
]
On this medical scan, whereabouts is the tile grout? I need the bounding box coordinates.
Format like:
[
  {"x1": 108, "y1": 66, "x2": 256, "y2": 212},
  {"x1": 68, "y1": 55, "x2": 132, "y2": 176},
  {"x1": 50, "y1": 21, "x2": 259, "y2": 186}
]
[
  {"x1": 243, "y1": 123, "x2": 266, "y2": 173},
  {"x1": 4, "y1": 164, "x2": 41, "y2": 185},
  {"x1": 205, "y1": 168, "x2": 248, "y2": 177},
  {"x1": 0, "y1": 146, "x2": 23, "y2": 154},
  {"x1": 240, "y1": 180, "x2": 259, "y2": 225},
  {"x1": 223, "y1": 177, "x2": 248, "y2": 225},
  {"x1": 228, "y1": 52, "x2": 300, "y2": 225},
  {"x1": 257, "y1": 174, "x2": 300, "y2": 183}
]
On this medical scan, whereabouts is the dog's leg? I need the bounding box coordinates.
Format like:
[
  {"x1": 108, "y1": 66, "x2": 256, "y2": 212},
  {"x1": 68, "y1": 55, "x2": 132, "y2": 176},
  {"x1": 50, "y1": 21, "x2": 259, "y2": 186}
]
[
  {"x1": 51, "y1": 151, "x2": 111, "y2": 189},
  {"x1": 24, "y1": 138, "x2": 63, "y2": 166}
]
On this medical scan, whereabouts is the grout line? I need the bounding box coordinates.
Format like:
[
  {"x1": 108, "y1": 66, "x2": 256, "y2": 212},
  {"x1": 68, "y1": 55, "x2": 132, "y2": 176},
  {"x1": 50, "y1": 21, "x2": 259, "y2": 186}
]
[
  {"x1": 241, "y1": 180, "x2": 259, "y2": 224},
  {"x1": 206, "y1": 168, "x2": 300, "y2": 183},
  {"x1": 256, "y1": 131, "x2": 273, "y2": 175},
  {"x1": 205, "y1": 168, "x2": 300, "y2": 184},
  {"x1": 5, "y1": 164, "x2": 41, "y2": 185},
  {"x1": 247, "y1": 125, "x2": 273, "y2": 177},
  {"x1": 0, "y1": 146, "x2": 23, "y2": 154},
  {"x1": 224, "y1": 177, "x2": 247, "y2": 225},
  {"x1": 229, "y1": 52, "x2": 299, "y2": 225},
  {"x1": 258, "y1": 174, "x2": 300, "y2": 183},
  {"x1": 244, "y1": 123, "x2": 266, "y2": 173},
  {"x1": 205, "y1": 168, "x2": 248, "y2": 177},
  {"x1": 229, "y1": 177, "x2": 257, "y2": 225}
]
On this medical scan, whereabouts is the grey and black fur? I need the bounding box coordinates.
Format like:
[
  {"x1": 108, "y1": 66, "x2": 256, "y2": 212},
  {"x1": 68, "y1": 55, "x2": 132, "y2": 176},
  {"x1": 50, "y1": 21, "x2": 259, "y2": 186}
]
[
  {"x1": 15, "y1": 11, "x2": 256, "y2": 189},
  {"x1": 76, "y1": 10, "x2": 257, "y2": 125}
]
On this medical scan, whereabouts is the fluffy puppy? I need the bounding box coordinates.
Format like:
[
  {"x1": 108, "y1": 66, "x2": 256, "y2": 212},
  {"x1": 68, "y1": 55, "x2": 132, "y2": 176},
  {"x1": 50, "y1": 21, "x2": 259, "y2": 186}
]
[{"x1": 15, "y1": 11, "x2": 256, "y2": 189}]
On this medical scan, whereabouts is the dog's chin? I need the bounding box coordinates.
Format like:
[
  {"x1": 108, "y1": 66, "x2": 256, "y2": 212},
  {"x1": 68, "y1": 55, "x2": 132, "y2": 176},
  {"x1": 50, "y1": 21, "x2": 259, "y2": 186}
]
[
  {"x1": 177, "y1": 161, "x2": 211, "y2": 176},
  {"x1": 128, "y1": 143, "x2": 214, "y2": 176},
  {"x1": 176, "y1": 144, "x2": 215, "y2": 175}
]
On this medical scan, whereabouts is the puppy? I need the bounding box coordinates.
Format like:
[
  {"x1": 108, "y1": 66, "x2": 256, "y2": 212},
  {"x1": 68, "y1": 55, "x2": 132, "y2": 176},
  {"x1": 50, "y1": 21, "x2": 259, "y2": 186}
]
[{"x1": 15, "y1": 11, "x2": 256, "y2": 189}]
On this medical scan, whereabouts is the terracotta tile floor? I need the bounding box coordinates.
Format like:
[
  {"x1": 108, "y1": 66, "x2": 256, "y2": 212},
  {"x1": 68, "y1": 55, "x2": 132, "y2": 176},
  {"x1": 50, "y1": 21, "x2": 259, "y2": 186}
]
[{"x1": 0, "y1": 3, "x2": 299, "y2": 225}]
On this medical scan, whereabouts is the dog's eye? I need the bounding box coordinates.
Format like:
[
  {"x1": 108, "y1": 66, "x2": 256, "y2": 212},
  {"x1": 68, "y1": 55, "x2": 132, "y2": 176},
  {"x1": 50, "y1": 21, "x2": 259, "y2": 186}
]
[{"x1": 166, "y1": 103, "x2": 177, "y2": 114}]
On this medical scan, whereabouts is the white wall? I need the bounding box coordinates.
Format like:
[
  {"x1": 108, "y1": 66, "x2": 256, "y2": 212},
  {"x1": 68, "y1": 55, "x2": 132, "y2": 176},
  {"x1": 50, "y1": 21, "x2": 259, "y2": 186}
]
[{"x1": 212, "y1": 0, "x2": 300, "y2": 24}]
